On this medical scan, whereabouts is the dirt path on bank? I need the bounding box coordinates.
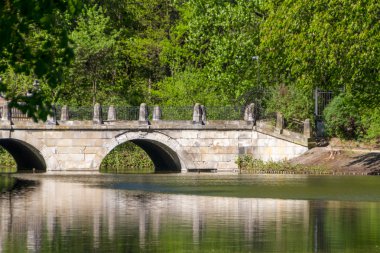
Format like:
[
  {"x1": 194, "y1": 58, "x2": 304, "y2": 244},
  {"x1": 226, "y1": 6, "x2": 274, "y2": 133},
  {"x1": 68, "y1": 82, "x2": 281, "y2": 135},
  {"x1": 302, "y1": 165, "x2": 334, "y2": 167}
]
[{"x1": 290, "y1": 146, "x2": 380, "y2": 175}]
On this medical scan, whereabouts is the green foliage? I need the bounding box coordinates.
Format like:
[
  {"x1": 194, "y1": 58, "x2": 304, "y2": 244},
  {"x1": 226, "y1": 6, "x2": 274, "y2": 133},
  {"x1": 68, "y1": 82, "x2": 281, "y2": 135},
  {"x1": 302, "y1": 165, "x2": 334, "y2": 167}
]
[
  {"x1": 0, "y1": 147, "x2": 17, "y2": 173},
  {"x1": 259, "y1": 0, "x2": 380, "y2": 121},
  {"x1": 323, "y1": 94, "x2": 363, "y2": 139},
  {"x1": 157, "y1": 0, "x2": 263, "y2": 106},
  {"x1": 362, "y1": 108, "x2": 380, "y2": 141},
  {"x1": 100, "y1": 142, "x2": 154, "y2": 174},
  {"x1": 324, "y1": 94, "x2": 380, "y2": 141},
  {"x1": 0, "y1": 0, "x2": 79, "y2": 120},
  {"x1": 266, "y1": 83, "x2": 313, "y2": 121},
  {"x1": 64, "y1": 5, "x2": 120, "y2": 105},
  {"x1": 155, "y1": 68, "x2": 223, "y2": 106},
  {"x1": 236, "y1": 155, "x2": 330, "y2": 174}
]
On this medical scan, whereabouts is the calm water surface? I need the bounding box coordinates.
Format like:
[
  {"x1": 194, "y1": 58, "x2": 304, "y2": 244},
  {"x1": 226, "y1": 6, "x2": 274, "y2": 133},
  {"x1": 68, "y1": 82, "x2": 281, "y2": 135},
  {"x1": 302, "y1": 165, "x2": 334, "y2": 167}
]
[{"x1": 1, "y1": 174, "x2": 380, "y2": 253}]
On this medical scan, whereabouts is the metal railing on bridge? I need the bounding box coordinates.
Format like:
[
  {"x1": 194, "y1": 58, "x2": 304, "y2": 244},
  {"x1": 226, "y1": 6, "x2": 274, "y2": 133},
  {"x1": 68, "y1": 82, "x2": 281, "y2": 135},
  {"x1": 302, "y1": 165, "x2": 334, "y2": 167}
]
[{"x1": 55, "y1": 105, "x2": 246, "y2": 121}]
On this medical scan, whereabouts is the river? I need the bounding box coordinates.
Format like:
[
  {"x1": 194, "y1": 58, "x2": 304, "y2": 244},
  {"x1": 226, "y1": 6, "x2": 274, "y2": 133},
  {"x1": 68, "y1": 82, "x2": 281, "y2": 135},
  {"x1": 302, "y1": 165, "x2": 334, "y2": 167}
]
[{"x1": 1, "y1": 174, "x2": 380, "y2": 252}]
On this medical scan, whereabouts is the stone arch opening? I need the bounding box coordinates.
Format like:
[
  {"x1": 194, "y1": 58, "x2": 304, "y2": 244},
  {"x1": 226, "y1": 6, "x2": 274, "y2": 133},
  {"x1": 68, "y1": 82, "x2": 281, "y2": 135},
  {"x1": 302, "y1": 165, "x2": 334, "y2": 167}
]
[
  {"x1": 101, "y1": 131, "x2": 195, "y2": 173},
  {"x1": 130, "y1": 139, "x2": 182, "y2": 172},
  {"x1": 102, "y1": 139, "x2": 182, "y2": 173},
  {"x1": 0, "y1": 139, "x2": 46, "y2": 172}
]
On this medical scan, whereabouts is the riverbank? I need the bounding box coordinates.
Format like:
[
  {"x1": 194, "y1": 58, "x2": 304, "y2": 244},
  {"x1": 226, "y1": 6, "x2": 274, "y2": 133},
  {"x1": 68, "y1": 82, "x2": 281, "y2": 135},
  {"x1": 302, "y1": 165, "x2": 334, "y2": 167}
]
[
  {"x1": 238, "y1": 137, "x2": 380, "y2": 175},
  {"x1": 289, "y1": 145, "x2": 380, "y2": 175}
]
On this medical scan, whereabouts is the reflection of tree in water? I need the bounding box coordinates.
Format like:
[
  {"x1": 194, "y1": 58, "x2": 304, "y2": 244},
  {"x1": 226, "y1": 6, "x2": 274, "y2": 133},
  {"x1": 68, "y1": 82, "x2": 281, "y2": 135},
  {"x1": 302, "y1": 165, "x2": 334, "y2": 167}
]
[
  {"x1": 0, "y1": 179, "x2": 311, "y2": 252},
  {"x1": 1, "y1": 177, "x2": 380, "y2": 252},
  {"x1": 0, "y1": 175, "x2": 16, "y2": 192},
  {"x1": 0, "y1": 176, "x2": 38, "y2": 194}
]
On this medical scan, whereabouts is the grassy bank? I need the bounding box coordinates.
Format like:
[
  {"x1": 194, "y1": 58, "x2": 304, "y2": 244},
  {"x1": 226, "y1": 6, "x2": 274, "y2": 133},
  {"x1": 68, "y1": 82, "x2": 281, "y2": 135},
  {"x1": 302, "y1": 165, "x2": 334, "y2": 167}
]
[{"x1": 237, "y1": 155, "x2": 331, "y2": 175}]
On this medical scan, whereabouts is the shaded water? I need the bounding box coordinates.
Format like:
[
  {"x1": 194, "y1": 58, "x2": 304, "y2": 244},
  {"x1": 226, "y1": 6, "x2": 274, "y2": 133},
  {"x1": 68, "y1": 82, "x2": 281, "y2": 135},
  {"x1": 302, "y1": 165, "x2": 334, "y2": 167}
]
[{"x1": 1, "y1": 174, "x2": 380, "y2": 252}]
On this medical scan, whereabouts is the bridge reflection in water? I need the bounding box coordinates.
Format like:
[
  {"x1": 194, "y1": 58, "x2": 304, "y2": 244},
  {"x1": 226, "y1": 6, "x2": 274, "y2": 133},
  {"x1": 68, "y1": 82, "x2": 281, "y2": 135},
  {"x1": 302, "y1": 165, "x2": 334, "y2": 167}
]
[
  {"x1": 1, "y1": 175, "x2": 379, "y2": 252},
  {"x1": 0, "y1": 176, "x2": 311, "y2": 252}
]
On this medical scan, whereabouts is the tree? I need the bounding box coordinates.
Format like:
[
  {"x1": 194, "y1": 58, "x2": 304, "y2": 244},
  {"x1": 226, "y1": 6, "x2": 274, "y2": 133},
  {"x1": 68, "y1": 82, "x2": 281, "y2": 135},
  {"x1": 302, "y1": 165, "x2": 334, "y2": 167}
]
[
  {"x1": 0, "y1": 0, "x2": 80, "y2": 120},
  {"x1": 157, "y1": 0, "x2": 263, "y2": 106},
  {"x1": 259, "y1": 0, "x2": 380, "y2": 119},
  {"x1": 65, "y1": 5, "x2": 120, "y2": 105}
]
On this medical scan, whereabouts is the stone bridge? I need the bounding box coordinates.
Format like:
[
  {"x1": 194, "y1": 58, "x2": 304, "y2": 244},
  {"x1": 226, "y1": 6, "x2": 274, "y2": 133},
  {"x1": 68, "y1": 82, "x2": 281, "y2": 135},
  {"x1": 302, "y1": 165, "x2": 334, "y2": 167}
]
[{"x1": 0, "y1": 103, "x2": 313, "y2": 173}]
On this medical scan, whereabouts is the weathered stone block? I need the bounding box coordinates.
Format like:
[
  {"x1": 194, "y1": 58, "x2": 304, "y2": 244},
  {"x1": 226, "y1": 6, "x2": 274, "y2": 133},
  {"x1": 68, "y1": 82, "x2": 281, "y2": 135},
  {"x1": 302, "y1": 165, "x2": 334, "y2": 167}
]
[
  {"x1": 56, "y1": 154, "x2": 84, "y2": 161},
  {"x1": 202, "y1": 153, "x2": 235, "y2": 162},
  {"x1": 193, "y1": 161, "x2": 217, "y2": 170},
  {"x1": 238, "y1": 139, "x2": 253, "y2": 147},
  {"x1": 237, "y1": 131, "x2": 252, "y2": 139},
  {"x1": 84, "y1": 154, "x2": 97, "y2": 162},
  {"x1": 56, "y1": 147, "x2": 84, "y2": 154},
  {"x1": 180, "y1": 130, "x2": 199, "y2": 139},
  {"x1": 83, "y1": 147, "x2": 104, "y2": 154},
  {"x1": 216, "y1": 161, "x2": 238, "y2": 171},
  {"x1": 213, "y1": 139, "x2": 234, "y2": 147},
  {"x1": 177, "y1": 139, "x2": 202, "y2": 147},
  {"x1": 51, "y1": 139, "x2": 73, "y2": 147},
  {"x1": 257, "y1": 138, "x2": 271, "y2": 147},
  {"x1": 201, "y1": 146, "x2": 238, "y2": 154}
]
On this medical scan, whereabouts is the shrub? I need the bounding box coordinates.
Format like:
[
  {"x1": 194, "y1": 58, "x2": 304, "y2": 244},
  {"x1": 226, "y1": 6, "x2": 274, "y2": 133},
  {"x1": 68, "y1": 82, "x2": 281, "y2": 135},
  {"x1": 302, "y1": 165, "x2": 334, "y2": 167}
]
[
  {"x1": 362, "y1": 107, "x2": 380, "y2": 142},
  {"x1": 323, "y1": 94, "x2": 364, "y2": 139},
  {"x1": 266, "y1": 84, "x2": 314, "y2": 122},
  {"x1": 0, "y1": 147, "x2": 17, "y2": 173},
  {"x1": 236, "y1": 155, "x2": 329, "y2": 174}
]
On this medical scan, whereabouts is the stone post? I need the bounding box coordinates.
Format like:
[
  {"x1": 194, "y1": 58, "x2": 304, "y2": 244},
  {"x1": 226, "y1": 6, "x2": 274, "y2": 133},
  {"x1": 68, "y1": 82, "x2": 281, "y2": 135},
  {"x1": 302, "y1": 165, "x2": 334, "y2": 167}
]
[
  {"x1": 107, "y1": 105, "x2": 116, "y2": 121},
  {"x1": 60, "y1": 105, "x2": 69, "y2": 121},
  {"x1": 304, "y1": 119, "x2": 312, "y2": 138},
  {"x1": 275, "y1": 112, "x2": 284, "y2": 134},
  {"x1": 139, "y1": 103, "x2": 149, "y2": 123},
  {"x1": 193, "y1": 103, "x2": 202, "y2": 124},
  {"x1": 46, "y1": 105, "x2": 57, "y2": 125},
  {"x1": 93, "y1": 103, "x2": 103, "y2": 124},
  {"x1": 244, "y1": 103, "x2": 255, "y2": 123},
  {"x1": 152, "y1": 106, "x2": 162, "y2": 121},
  {"x1": 1, "y1": 102, "x2": 11, "y2": 121},
  {"x1": 201, "y1": 105, "x2": 207, "y2": 124}
]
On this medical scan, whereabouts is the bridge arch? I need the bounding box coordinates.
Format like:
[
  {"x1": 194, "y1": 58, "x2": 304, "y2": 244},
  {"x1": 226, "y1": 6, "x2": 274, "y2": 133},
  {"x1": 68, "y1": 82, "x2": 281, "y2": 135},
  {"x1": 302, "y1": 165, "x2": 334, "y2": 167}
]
[
  {"x1": 0, "y1": 138, "x2": 46, "y2": 172},
  {"x1": 102, "y1": 131, "x2": 195, "y2": 172}
]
